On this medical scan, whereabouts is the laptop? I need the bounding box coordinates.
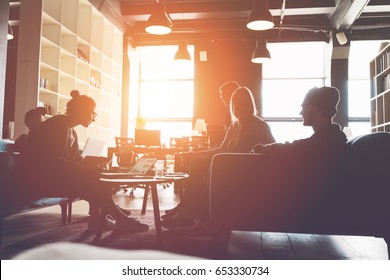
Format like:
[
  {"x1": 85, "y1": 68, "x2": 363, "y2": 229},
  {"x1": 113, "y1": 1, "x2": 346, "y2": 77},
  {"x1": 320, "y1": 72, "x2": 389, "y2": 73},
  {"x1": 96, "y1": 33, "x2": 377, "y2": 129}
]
[
  {"x1": 101, "y1": 157, "x2": 157, "y2": 179},
  {"x1": 81, "y1": 137, "x2": 111, "y2": 167},
  {"x1": 81, "y1": 137, "x2": 106, "y2": 158}
]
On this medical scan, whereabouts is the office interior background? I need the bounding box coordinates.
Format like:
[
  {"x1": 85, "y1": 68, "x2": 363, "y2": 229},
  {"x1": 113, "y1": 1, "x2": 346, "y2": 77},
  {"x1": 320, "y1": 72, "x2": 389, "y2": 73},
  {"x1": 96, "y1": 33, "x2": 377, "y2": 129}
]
[{"x1": 1, "y1": 0, "x2": 390, "y2": 147}]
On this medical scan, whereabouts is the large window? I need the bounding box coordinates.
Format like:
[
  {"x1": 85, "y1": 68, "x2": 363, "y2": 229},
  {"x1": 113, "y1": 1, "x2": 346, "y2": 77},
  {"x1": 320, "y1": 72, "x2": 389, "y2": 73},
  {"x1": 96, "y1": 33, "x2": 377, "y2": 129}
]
[
  {"x1": 262, "y1": 42, "x2": 327, "y2": 142},
  {"x1": 129, "y1": 45, "x2": 195, "y2": 145}
]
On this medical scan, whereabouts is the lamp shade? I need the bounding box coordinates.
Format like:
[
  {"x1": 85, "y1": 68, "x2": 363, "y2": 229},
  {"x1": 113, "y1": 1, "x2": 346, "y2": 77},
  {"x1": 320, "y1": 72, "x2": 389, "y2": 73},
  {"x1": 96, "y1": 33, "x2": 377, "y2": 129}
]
[
  {"x1": 174, "y1": 42, "x2": 191, "y2": 61},
  {"x1": 194, "y1": 119, "x2": 207, "y2": 132},
  {"x1": 247, "y1": 0, "x2": 274, "y2": 31},
  {"x1": 251, "y1": 40, "x2": 271, "y2": 64},
  {"x1": 7, "y1": 24, "x2": 14, "y2": 40},
  {"x1": 145, "y1": 3, "x2": 173, "y2": 35}
]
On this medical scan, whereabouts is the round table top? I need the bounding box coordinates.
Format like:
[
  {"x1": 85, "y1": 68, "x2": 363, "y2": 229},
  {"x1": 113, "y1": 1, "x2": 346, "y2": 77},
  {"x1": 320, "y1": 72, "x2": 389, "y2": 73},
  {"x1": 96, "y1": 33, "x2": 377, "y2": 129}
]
[{"x1": 99, "y1": 173, "x2": 188, "y2": 184}]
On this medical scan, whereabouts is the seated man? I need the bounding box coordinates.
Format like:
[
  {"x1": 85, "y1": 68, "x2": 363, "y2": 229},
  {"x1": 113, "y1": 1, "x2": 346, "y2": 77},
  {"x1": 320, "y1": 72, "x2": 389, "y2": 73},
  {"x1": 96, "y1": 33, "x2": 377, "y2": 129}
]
[
  {"x1": 252, "y1": 86, "x2": 347, "y2": 157},
  {"x1": 249, "y1": 86, "x2": 348, "y2": 225}
]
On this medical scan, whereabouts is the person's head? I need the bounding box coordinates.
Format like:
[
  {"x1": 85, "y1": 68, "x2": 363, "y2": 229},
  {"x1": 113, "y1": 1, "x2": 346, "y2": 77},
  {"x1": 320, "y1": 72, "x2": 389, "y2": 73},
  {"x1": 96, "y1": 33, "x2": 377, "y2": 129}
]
[
  {"x1": 219, "y1": 81, "x2": 240, "y2": 107},
  {"x1": 24, "y1": 107, "x2": 46, "y2": 132},
  {"x1": 300, "y1": 86, "x2": 340, "y2": 127},
  {"x1": 66, "y1": 90, "x2": 97, "y2": 127},
  {"x1": 230, "y1": 86, "x2": 257, "y2": 122}
]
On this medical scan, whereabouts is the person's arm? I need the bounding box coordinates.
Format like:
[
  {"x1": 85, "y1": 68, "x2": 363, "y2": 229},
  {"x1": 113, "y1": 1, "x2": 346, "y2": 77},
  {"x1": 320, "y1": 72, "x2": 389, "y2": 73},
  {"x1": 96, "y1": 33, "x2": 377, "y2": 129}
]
[
  {"x1": 69, "y1": 128, "x2": 83, "y2": 162},
  {"x1": 179, "y1": 123, "x2": 234, "y2": 168}
]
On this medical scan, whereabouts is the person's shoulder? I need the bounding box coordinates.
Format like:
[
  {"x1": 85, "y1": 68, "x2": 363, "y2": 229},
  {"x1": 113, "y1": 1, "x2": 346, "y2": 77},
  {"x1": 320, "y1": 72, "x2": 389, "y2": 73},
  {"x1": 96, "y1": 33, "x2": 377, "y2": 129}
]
[
  {"x1": 253, "y1": 115, "x2": 271, "y2": 126},
  {"x1": 15, "y1": 134, "x2": 28, "y2": 142},
  {"x1": 36, "y1": 115, "x2": 68, "y2": 134},
  {"x1": 14, "y1": 134, "x2": 28, "y2": 151},
  {"x1": 45, "y1": 114, "x2": 66, "y2": 122},
  {"x1": 42, "y1": 115, "x2": 67, "y2": 126},
  {"x1": 252, "y1": 115, "x2": 265, "y2": 121}
]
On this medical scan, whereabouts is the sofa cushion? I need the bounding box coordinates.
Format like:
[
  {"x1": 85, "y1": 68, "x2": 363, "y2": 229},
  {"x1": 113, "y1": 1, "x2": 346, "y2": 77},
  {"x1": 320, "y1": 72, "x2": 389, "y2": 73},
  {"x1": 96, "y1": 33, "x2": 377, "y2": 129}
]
[{"x1": 0, "y1": 152, "x2": 68, "y2": 217}]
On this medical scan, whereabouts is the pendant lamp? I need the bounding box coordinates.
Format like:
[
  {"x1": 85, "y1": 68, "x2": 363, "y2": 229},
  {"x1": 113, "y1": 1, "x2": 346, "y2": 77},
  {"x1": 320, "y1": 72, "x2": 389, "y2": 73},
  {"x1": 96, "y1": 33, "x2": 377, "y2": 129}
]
[
  {"x1": 145, "y1": 2, "x2": 173, "y2": 35},
  {"x1": 251, "y1": 40, "x2": 271, "y2": 64},
  {"x1": 247, "y1": 0, "x2": 274, "y2": 31},
  {"x1": 7, "y1": 24, "x2": 14, "y2": 40},
  {"x1": 174, "y1": 42, "x2": 191, "y2": 61}
]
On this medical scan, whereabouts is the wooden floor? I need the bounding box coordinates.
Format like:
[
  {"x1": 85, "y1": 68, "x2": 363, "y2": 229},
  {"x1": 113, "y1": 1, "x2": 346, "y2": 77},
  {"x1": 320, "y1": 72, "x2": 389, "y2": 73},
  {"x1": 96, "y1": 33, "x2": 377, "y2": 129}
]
[{"x1": 1, "y1": 183, "x2": 388, "y2": 260}]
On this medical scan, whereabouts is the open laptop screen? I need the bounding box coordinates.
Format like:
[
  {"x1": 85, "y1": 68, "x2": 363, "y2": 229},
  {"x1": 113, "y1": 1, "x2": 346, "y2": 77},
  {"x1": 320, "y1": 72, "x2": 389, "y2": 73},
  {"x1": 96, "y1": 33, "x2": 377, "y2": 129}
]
[
  {"x1": 81, "y1": 137, "x2": 106, "y2": 158},
  {"x1": 134, "y1": 129, "x2": 161, "y2": 147}
]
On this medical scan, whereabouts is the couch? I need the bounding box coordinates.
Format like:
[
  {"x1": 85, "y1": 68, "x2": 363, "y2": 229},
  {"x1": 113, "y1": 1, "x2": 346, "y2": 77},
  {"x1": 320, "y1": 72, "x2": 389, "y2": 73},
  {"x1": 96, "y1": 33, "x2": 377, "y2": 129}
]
[
  {"x1": 209, "y1": 132, "x2": 390, "y2": 258},
  {"x1": 0, "y1": 149, "x2": 73, "y2": 245}
]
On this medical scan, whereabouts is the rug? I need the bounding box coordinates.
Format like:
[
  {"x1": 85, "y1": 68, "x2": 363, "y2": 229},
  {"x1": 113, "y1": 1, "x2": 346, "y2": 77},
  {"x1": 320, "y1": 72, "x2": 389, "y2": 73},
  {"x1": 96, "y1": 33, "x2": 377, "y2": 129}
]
[{"x1": 1, "y1": 210, "x2": 226, "y2": 260}]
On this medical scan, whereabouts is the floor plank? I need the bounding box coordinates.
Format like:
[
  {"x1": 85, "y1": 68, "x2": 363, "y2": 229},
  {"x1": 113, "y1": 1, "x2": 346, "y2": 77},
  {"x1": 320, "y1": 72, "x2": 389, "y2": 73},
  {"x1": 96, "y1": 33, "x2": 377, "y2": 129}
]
[
  {"x1": 261, "y1": 232, "x2": 295, "y2": 259},
  {"x1": 227, "y1": 231, "x2": 262, "y2": 259}
]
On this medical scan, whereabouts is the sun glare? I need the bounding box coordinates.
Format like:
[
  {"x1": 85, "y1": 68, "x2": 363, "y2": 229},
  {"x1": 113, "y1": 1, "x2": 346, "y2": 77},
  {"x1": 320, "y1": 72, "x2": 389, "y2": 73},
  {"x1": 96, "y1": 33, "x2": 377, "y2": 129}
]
[{"x1": 129, "y1": 45, "x2": 195, "y2": 142}]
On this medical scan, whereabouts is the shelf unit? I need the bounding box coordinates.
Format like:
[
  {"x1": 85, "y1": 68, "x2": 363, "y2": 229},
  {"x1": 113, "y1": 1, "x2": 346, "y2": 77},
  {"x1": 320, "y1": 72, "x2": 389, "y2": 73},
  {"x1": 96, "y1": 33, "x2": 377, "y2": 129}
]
[
  {"x1": 14, "y1": 0, "x2": 123, "y2": 147},
  {"x1": 370, "y1": 43, "x2": 390, "y2": 133}
]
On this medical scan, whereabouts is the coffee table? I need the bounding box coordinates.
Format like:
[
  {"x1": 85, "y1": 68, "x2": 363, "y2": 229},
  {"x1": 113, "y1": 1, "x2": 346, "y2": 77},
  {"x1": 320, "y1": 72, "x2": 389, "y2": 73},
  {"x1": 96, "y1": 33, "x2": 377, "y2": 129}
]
[{"x1": 99, "y1": 174, "x2": 188, "y2": 241}]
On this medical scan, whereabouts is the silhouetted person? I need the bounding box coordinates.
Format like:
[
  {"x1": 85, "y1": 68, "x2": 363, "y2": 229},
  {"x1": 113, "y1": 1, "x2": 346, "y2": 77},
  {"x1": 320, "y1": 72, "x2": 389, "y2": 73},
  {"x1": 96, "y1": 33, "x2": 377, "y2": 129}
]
[
  {"x1": 21, "y1": 90, "x2": 148, "y2": 232},
  {"x1": 252, "y1": 86, "x2": 347, "y2": 157},
  {"x1": 219, "y1": 80, "x2": 240, "y2": 130},
  {"x1": 14, "y1": 107, "x2": 46, "y2": 152}
]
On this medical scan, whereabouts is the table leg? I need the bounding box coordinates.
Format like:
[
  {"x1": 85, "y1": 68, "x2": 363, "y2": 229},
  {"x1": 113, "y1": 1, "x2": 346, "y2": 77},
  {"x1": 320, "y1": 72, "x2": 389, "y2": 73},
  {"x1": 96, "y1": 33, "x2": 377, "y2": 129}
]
[
  {"x1": 141, "y1": 185, "x2": 148, "y2": 214},
  {"x1": 150, "y1": 183, "x2": 162, "y2": 241}
]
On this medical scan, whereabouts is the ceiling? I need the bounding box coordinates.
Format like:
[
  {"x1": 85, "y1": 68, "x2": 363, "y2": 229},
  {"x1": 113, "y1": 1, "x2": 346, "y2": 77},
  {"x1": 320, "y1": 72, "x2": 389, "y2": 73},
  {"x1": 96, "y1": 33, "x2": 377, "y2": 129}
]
[
  {"x1": 8, "y1": 0, "x2": 390, "y2": 46},
  {"x1": 91, "y1": 0, "x2": 390, "y2": 46}
]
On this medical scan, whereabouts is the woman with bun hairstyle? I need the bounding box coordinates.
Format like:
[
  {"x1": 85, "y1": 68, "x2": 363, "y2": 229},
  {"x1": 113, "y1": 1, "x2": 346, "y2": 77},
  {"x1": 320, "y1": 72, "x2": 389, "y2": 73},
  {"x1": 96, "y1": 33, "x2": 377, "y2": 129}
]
[{"x1": 21, "y1": 90, "x2": 148, "y2": 232}]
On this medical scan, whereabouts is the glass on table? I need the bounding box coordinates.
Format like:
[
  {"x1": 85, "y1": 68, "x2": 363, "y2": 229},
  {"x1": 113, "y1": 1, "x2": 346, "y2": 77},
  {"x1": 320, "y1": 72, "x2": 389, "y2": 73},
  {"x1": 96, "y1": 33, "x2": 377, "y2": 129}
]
[{"x1": 154, "y1": 160, "x2": 164, "y2": 177}]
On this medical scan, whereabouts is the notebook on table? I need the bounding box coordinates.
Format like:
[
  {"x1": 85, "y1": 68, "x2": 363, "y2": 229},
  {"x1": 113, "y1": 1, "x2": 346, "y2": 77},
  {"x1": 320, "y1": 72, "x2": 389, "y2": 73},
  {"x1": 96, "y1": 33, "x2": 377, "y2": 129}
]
[{"x1": 101, "y1": 157, "x2": 157, "y2": 179}]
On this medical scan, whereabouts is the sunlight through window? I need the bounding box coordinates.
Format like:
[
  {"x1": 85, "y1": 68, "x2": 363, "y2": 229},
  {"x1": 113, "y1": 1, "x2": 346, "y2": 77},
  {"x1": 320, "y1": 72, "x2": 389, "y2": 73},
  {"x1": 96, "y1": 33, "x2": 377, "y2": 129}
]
[
  {"x1": 262, "y1": 42, "x2": 326, "y2": 142},
  {"x1": 129, "y1": 45, "x2": 195, "y2": 145}
]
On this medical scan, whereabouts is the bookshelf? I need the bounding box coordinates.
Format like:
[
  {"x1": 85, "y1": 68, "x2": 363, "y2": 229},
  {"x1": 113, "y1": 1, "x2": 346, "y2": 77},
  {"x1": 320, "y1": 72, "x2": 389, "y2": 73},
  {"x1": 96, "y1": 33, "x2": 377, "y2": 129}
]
[
  {"x1": 14, "y1": 0, "x2": 122, "y2": 147},
  {"x1": 370, "y1": 43, "x2": 390, "y2": 132},
  {"x1": 370, "y1": 44, "x2": 390, "y2": 132}
]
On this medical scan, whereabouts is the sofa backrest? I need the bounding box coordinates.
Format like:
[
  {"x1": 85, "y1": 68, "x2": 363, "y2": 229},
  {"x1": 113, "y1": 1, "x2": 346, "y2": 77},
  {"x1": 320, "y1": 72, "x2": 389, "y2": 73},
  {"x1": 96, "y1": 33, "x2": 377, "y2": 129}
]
[
  {"x1": 0, "y1": 140, "x2": 15, "y2": 152},
  {"x1": 346, "y1": 132, "x2": 390, "y2": 167},
  {"x1": 330, "y1": 132, "x2": 390, "y2": 229},
  {"x1": 342, "y1": 132, "x2": 390, "y2": 187}
]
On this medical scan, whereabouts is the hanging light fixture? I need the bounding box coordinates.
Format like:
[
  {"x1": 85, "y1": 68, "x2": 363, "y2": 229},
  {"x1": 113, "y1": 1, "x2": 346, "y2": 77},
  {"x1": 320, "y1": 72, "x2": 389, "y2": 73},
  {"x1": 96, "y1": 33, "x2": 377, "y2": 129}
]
[
  {"x1": 174, "y1": 42, "x2": 191, "y2": 61},
  {"x1": 251, "y1": 39, "x2": 271, "y2": 64},
  {"x1": 7, "y1": 24, "x2": 14, "y2": 40},
  {"x1": 247, "y1": 0, "x2": 274, "y2": 31},
  {"x1": 145, "y1": 1, "x2": 173, "y2": 35}
]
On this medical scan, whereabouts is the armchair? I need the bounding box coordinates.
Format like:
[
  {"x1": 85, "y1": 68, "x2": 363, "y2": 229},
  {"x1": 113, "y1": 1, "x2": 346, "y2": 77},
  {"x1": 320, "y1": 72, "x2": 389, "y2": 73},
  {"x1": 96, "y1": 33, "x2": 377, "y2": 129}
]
[{"x1": 209, "y1": 132, "x2": 390, "y2": 258}]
